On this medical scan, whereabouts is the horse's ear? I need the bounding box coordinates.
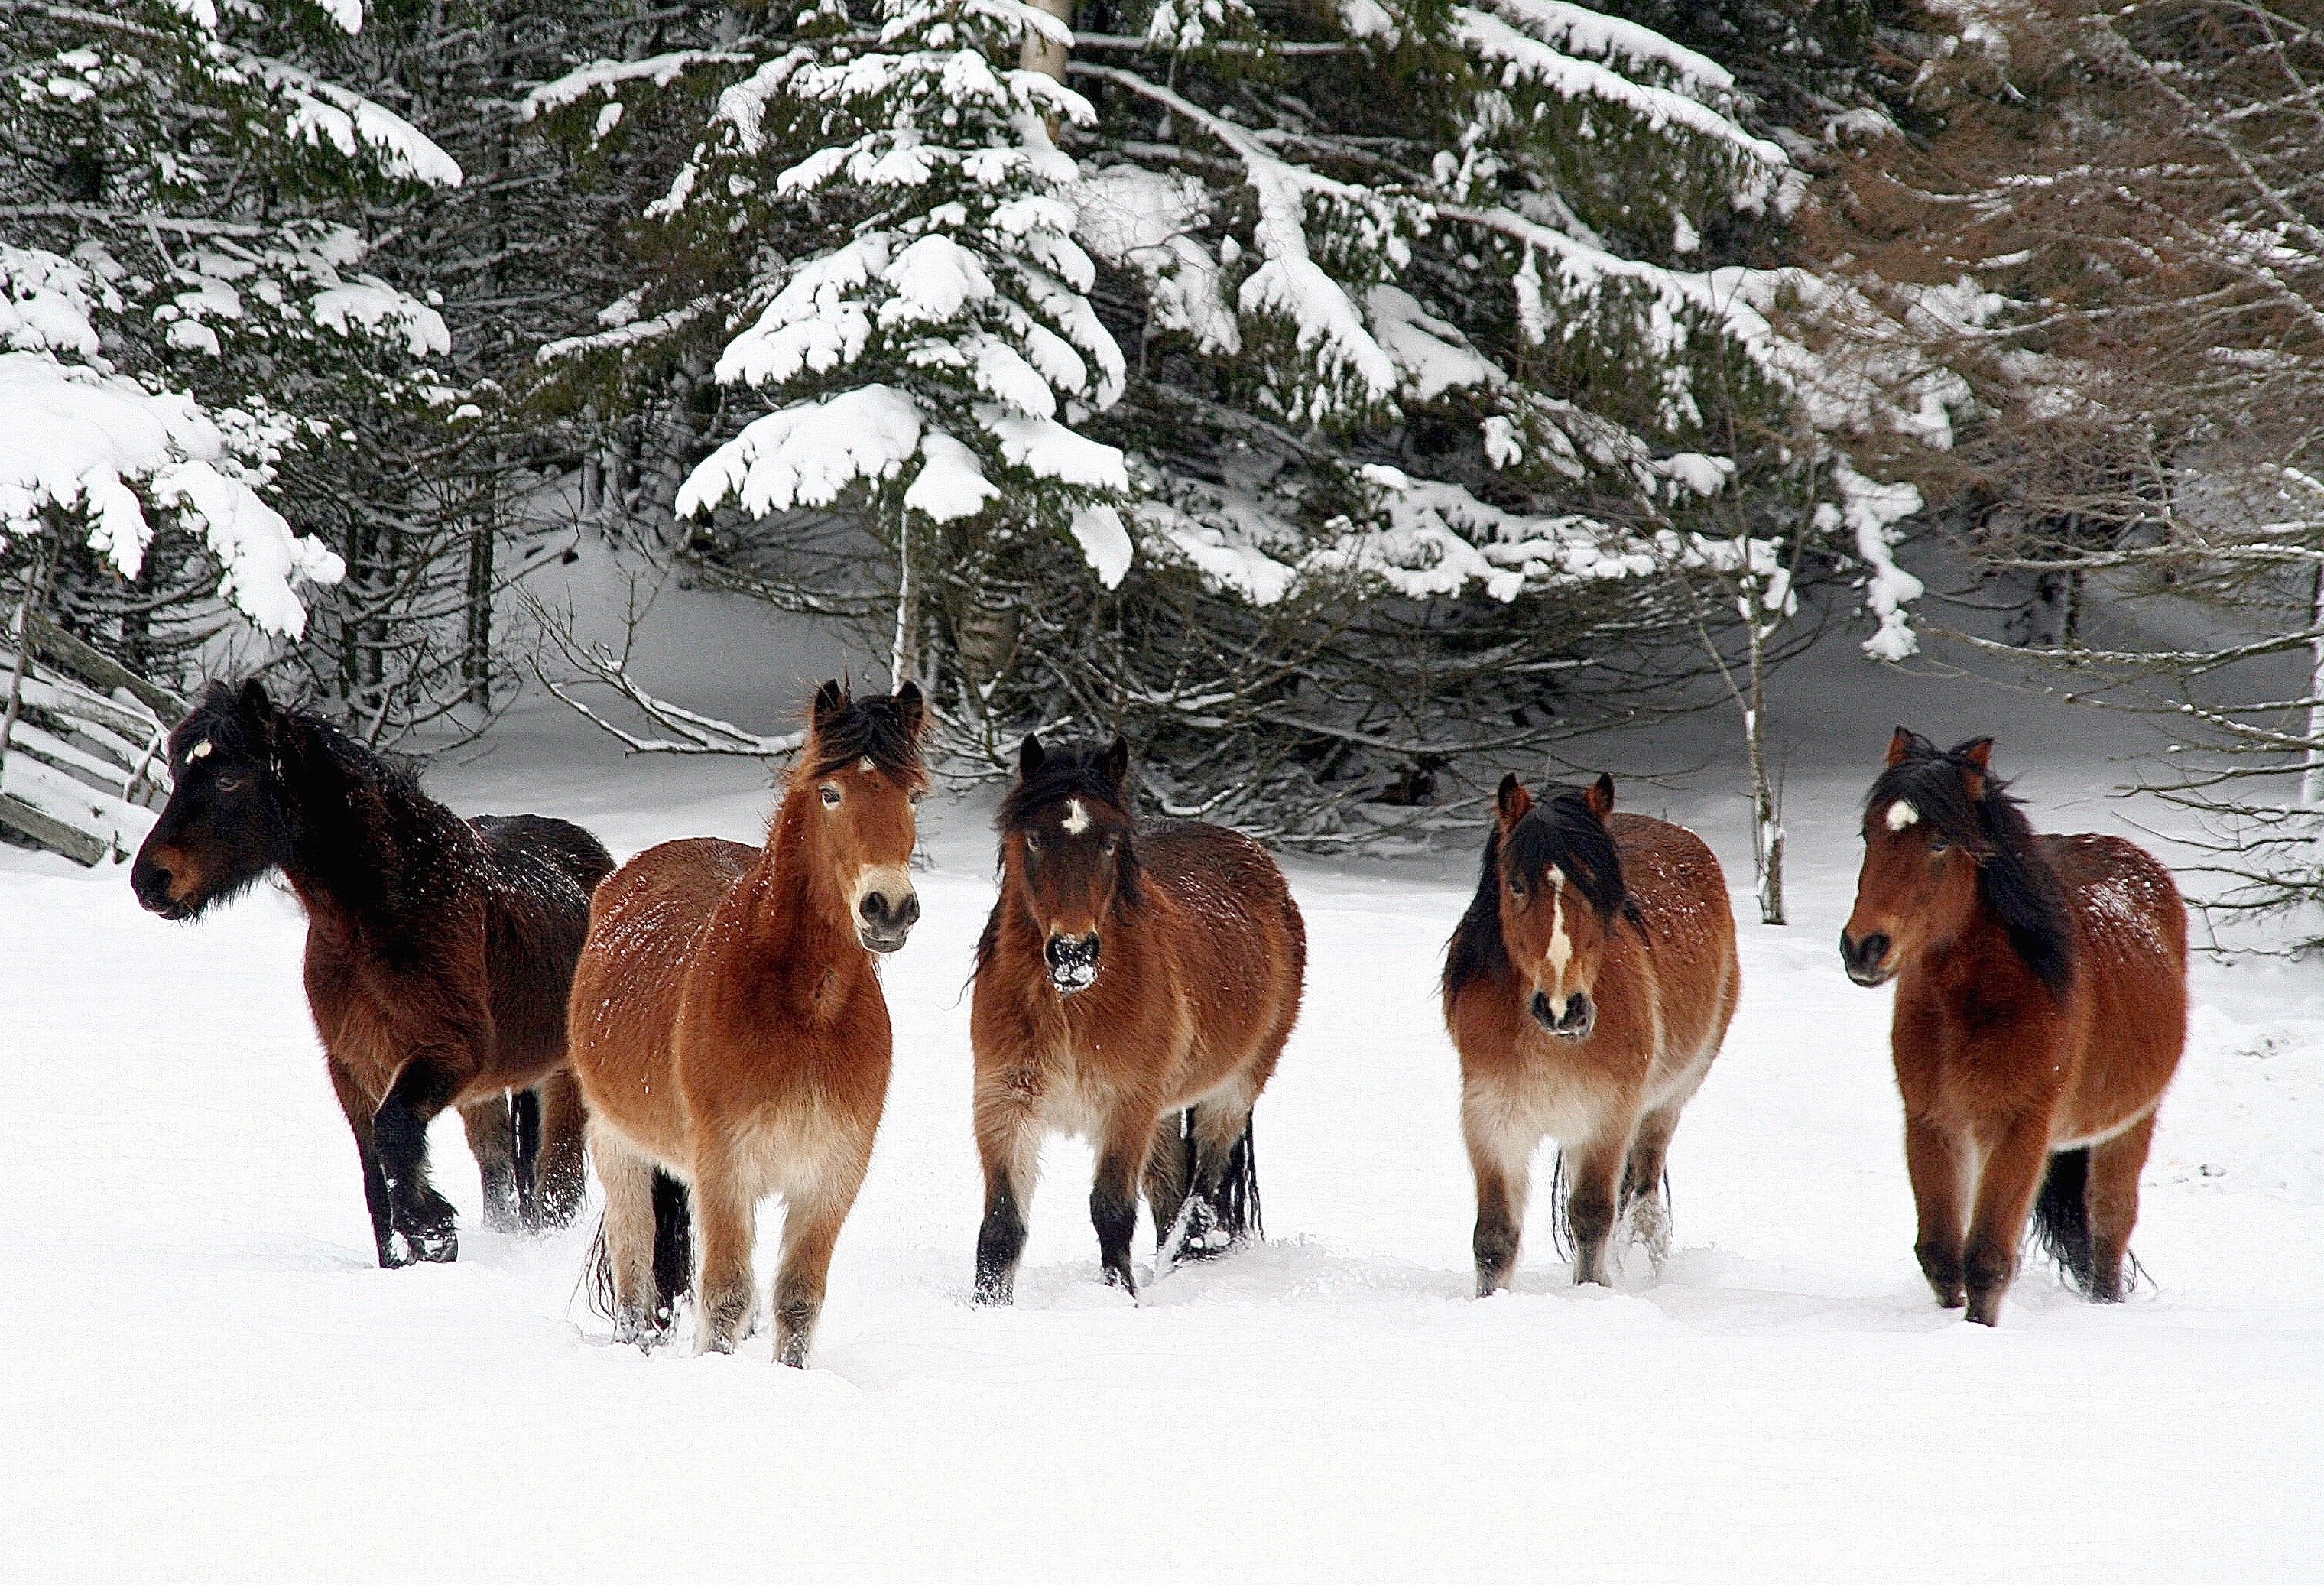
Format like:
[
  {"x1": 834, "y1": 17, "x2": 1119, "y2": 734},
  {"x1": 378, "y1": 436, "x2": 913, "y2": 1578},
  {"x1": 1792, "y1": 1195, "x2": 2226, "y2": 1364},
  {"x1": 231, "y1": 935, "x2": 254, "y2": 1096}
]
[
  {"x1": 1884, "y1": 726, "x2": 1926, "y2": 768},
  {"x1": 1953, "y1": 736, "x2": 1994, "y2": 797},
  {"x1": 1496, "y1": 773, "x2": 1532, "y2": 827},
  {"x1": 1018, "y1": 733, "x2": 1045, "y2": 779},
  {"x1": 1102, "y1": 734, "x2": 1130, "y2": 794},
  {"x1": 892, "y1": 680, "x2": 925, "y2": 740},
  {"x1": 1586, "y1": 773, "x2": 1615, "y2": 820},
  {"x1": 812, "y1": 680, "x2": 846, "y2": 729},
  {"x1": 237, "y1": 677, "x2": 273, "y2": 723}
]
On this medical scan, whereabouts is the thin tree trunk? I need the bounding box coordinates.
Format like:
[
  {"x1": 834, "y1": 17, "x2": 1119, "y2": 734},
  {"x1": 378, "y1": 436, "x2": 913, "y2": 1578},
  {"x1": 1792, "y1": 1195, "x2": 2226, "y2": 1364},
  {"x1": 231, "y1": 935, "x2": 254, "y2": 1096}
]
[
  {"x1": 2304, "y1": 558, "x2": 2324, "y2": 811},
  {"x1": 0, "y1": 536, "x2": 58, "y2": 786},
  {"x1": 1747, "y1": 608, "x2": 1784, "y2": 926},
  {"x1": 1022, "y1": 0, "x2": 1073, "y2": 135},
  {"x1": 891, "y1": 513, "x2": 917, "y2": 690}
]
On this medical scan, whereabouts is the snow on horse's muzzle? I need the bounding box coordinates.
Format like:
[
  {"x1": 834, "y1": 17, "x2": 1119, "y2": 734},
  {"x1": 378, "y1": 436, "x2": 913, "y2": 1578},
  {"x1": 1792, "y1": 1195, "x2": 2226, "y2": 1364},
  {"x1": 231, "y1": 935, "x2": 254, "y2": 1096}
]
[{"x1": 1045, "y1": 932, "x2": 1099, "y2": 994}]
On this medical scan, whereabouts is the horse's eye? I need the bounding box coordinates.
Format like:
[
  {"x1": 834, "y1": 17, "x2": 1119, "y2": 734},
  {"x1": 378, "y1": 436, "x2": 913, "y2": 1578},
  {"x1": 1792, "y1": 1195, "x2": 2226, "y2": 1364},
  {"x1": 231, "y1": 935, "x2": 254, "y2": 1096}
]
[
  {"x1": 1508, "y1": 876, "x2": 1525, "y2": 898},
  {"x1": 1102, "y1": 836, "x2": 1120, "y2": 855},
  {"x1": 216, "y1": 775, "x2": 248, "y2": 792},
  {"x1": 1929, "y1": 836, "x2": 1949, "y2": 855},
  {"x1": 820, "y1": 785, "x2": 841, "y2": 807},
  {"x1": 1024, "y1": 833, "x2": 1041, "y2": 853}
]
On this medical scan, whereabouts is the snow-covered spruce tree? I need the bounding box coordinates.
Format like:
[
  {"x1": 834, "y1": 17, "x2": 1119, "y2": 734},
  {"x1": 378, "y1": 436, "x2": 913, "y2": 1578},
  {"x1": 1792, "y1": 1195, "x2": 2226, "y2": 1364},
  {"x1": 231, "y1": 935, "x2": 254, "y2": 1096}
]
[
  {"x1": 622, "y1": 0, "x2": 1132, "y2": 750},
  {"x1": 0, "y1": 0, "x2": 456, "y2": 709},
  {"x1": 534, "y1": 2, "x2": 1947, "y2": 840}
]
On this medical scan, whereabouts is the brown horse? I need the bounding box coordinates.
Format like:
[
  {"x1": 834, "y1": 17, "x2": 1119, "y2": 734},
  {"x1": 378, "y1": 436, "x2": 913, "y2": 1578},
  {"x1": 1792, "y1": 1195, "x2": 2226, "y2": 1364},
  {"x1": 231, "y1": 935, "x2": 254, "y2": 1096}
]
[
  {"x1": 1841, "y1": 729, "x2": 2187, "y2": 1325},
  {"x1": 969, "y1": 735, "x2": 1305, "y2": 1303},
  {"x1": 569, "y1": 680, "x2": 927, "y2": 1365},
  {"x1": 131, "y1": 680, "x2": 611, "y2": 1265},
  {"x1": 1444, "y1": 774, "x2": 1738, "y2": 1294}
]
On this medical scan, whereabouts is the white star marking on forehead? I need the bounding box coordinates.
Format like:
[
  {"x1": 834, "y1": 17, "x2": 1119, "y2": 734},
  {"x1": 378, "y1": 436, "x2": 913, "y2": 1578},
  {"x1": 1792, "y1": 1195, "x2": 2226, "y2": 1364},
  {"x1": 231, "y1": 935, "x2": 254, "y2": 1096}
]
[
  {"x1": 860, "y1": 756, "x2": 875, "y2": 773},
  {"x1": 1886, "y1": 800, "x2": 1920, "y2": 832},
  {"x1": 1061, "y1": 798, "x2": 1091, "y2": 836},
  {"x1": 184, "y1": 739, "x2": 213, "y2": 763}
]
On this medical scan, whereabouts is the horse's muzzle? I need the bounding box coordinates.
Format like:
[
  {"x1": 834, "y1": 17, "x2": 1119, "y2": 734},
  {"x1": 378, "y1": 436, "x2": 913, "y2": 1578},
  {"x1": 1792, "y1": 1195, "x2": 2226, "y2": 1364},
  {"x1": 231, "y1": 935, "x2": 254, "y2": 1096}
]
[
  {"x1": 1530, "y1": 989, "x2": 1594, "y2": 1040},
  {"x1": 131, "y1": 853, "x2": 196, "y2": 920},
  {"x1": 857, "y1": 886, "x2": 919, "y2": 954},
  {"x1": 1839, "y1": 929, "x2": 1894, "y2": 987},
  {"x1": 1046, "y1": 932, "x2": 1099, "y2": 995}
]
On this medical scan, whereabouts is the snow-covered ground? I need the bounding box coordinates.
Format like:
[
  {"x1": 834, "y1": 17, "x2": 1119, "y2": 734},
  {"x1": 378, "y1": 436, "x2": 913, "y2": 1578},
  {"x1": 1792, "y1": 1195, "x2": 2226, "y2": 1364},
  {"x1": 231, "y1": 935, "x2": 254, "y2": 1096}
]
[{"x1": 6, "y1": 600, "x2": 2322, "y2": 1582}]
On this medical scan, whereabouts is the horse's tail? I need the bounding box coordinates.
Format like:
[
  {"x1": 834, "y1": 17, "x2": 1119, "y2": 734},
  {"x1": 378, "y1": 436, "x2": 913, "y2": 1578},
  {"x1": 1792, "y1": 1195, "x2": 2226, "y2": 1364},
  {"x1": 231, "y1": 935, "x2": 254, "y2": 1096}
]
[
  {"x1": 2030, "y1": 1146, "x2": 2098, "y2": 1294},
  {"x1": 651, "y1": 1168, "x2": 693, "y2": 1313},
  {"x1": 511, "y1": 1086, "x2": 542, "y2": 1225},
  {"x1": 1209, "y1": 1113, "x2": 1263, "y2": 1244},
  {"x1": 579, "y1": 1167, "x2": 694, "y2": 1326}
]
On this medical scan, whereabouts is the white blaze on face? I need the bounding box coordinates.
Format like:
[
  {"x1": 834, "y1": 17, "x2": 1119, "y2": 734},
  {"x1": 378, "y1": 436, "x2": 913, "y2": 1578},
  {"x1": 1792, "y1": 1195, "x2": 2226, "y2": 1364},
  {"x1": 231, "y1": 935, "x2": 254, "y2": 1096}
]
[
  {"x1": 1543, "y1": 864, "x2": 1573, "y2": 1018},
  {"x1": 184, "y1": 739, "x2": 213, "y2": 765},
  {"x1": 1886, "y1": 800, "x2": 1920, "y2": 833},
  {"x1": 1060, "y1": 798, "x2": 1091, "y2": 836},
  {"x1": 859, "y1": 756, "x2": 875, "y2": 774}
]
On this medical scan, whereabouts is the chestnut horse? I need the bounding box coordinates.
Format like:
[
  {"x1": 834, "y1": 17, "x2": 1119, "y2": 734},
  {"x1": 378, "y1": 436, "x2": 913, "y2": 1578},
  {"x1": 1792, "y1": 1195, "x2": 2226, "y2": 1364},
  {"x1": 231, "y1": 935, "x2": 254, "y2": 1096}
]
[
  {"x1": 969, "y1": 735, "x2": 1305, "y2": 1303},
  {"x1": 570, "y1": 681, "x2": 927, "y2": 1365},
  {"x1": 131, "y1": 680, "x2": 612, "y2": 1265},
  {"x1": 1444, "y1": 774, "x2": 1738, "y2": 1294},
  {"x1": 1841, "y1": 730, "x2": 2187, "y2": 1325}
]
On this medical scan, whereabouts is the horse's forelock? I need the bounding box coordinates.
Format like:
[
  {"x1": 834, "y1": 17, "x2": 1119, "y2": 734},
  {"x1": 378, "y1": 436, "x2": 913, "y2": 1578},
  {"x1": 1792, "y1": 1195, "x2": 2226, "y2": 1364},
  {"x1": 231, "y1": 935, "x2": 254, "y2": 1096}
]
[
  {"x1": 1506, "y1": 788, "x2": 1626, "y2": 924},
  {"x1": 801, "y1": 692, "x2": 928, "y2": 785},
  {"x1": 1867, "y1": 751, "x2": 2075, "y2": 991},
  {"x1": 995, "y1": 742, "x2": 1129, "y2": 835}
]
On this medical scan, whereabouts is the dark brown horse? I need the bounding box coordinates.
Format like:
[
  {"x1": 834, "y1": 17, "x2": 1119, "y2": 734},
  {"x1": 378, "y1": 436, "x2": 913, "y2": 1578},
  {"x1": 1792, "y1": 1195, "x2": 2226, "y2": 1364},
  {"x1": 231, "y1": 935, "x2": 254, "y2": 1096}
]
[
  {"x1": 570, "y1": 681, "x2": 927, "y2": 1365},
  {"x1": 1842, "y1": 730, "x2": 2187, "y2": 1325},
  {"x1": 131, "y1": 680, "x2": 612, "y2": 1265},
  {"x1": 969, "y1": 735, "x2": 1306, "y2": 1303},
  {"x1": 1444, "y1": 775, "x2": 1739, "y2": 1294}
]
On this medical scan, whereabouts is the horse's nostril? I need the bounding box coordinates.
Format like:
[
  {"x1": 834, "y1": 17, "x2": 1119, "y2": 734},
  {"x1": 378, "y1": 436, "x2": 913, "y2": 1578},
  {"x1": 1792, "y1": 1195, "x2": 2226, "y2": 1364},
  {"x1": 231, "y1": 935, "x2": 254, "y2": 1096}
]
[{"x1": 896, "y1": 893, "x2": 920, "y2": 929}]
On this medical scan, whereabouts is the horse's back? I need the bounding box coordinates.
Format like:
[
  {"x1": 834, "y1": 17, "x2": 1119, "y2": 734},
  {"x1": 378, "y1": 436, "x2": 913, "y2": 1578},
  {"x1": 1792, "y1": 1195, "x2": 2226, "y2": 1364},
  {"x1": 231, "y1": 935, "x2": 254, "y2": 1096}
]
[
  {"x1": 570, "y1": 836, "x2": 758, "y2": 1152},
  {"x1": 1140, "y1": 820, "x2": 1306, "y2": 1058},
  {"x1": 1608, "y1": 812, "x2": 1738, "y2": 1057},
  {"x1": 465, "y1": 814, "x2": 615, "y2": 1075},
  {"x1": 2045, "y1": 833, "x2": 2188, "y2": 1129}
]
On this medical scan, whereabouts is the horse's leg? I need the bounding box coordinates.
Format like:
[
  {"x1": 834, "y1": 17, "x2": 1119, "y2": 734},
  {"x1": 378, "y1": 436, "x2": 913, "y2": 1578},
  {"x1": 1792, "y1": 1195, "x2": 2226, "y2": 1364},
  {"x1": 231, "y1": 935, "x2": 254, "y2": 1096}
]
[
  {"x1": 326, "y1": 1056, "x2": 396, "y2": 1268},
  {"x1": 972, "y1": 1090, "x2": 1042, "y2": 1306},
  {"x1": 528, "y1": 1070, "x2": 589, "y2": 1231},
  {"x1": 1621, "y1": 1103, "x2": 1683, "y2": 1265},
  {"x1": 1962, "y1": 1112, "x2": 2052, "y2": 1326},
  {"x1": 690, "y1": 1147, "x2": 759, "y2": 1353},
  {"x1": 1462, "y1": 1096, "x2": 1535, "y2": 1297},
  {"x1": 770, "y1": 1142, "x2": 872, "y2": 1368},
  {"x1": 1904, "y1": 1116, "x2": 1969, "y2": 1308},
  {"x1": 1142, "y1": 1111, "x2": 1190, "y2": 1256},
  {"x1": 590, "y1": 1122, "x2": 664, "y2": 1341},
  {"x1": 2085, "y1": 1112, "x2": 2157, "y2": 1303},
  {"x1": 372, "y1": 1055, "x2": 464, "y2": 1264},
  {"x1": 1563, "y1": 1132, "x2": 1629, "y2": 1288},
  {"x1": 1091, "y1": 1109, "x2": 1157, "y2": 1297},
  {"x1": 459, "y1": 1093, "x2": 521, "y2": 1233}
]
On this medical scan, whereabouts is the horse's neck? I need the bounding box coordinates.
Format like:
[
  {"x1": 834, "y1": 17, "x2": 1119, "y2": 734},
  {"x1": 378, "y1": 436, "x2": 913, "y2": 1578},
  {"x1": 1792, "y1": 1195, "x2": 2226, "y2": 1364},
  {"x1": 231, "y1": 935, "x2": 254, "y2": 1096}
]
[
  {"x1": 280, "y1": 726, "x2": 441, "y2": 930},
  {"x1": 745, "y1": 787, "x2": 862, "y2": 1006}
]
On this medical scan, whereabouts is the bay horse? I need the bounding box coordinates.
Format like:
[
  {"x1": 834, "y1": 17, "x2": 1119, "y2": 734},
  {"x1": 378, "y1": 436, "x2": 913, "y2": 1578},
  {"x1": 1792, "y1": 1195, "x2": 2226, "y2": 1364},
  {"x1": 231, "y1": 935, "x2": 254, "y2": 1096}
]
[
  {"x1": 1841, "y1": 729, "x2": 2187, "y2": 1325},
  {"x1": 969, "y1": 734, "x2": 1306, "y2": 1304},
  {"x1": 569, "y1": 680, "x2": 927, "y2": 1365},
  {"x1": 130, "y1": 679, "x2": 612, "y2": 1265},
  {"x1": 1444, "y1": 773, "x2": 1738, "y2": 1294}
]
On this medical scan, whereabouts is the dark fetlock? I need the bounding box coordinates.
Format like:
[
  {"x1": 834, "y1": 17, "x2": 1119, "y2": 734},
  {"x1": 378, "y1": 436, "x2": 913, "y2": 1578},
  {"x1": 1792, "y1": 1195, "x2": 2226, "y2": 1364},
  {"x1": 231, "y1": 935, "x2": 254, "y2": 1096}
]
[
  {"x1": 1917, "y1": 1240, "x2": 1966, "y2": 1308},
  {"x1": 391, "y1": 1185, "x2": 460, "y2": 1264}
]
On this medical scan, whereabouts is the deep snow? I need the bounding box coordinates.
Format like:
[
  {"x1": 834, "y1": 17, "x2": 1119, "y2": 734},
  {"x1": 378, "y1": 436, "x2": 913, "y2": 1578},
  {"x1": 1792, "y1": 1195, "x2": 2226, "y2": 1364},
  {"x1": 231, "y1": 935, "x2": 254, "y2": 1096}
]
[{"x1": 5, "y1": 610, "x2": 2322, "y2": 1583}]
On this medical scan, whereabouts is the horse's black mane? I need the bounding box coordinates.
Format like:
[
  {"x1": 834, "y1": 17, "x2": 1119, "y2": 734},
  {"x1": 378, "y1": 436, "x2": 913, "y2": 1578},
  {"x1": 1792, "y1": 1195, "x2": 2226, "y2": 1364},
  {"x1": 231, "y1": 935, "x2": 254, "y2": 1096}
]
[
  {"x1": 1443, "y1": 785, "x2": 1630, "y2": 1002},
  {"x1": 804, "y1": 690, "x2": 927, "y2": 781},
  {"x1": 1868, "y1": 736, "x2": 2075, "y2": 992}
]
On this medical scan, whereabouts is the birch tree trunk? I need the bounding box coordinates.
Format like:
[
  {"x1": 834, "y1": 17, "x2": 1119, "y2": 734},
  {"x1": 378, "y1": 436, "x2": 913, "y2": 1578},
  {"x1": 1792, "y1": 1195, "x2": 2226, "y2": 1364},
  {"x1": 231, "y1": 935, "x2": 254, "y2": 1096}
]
[{"x1": 2304, "y1": 559, "x2": 2324, "y2": 811}]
